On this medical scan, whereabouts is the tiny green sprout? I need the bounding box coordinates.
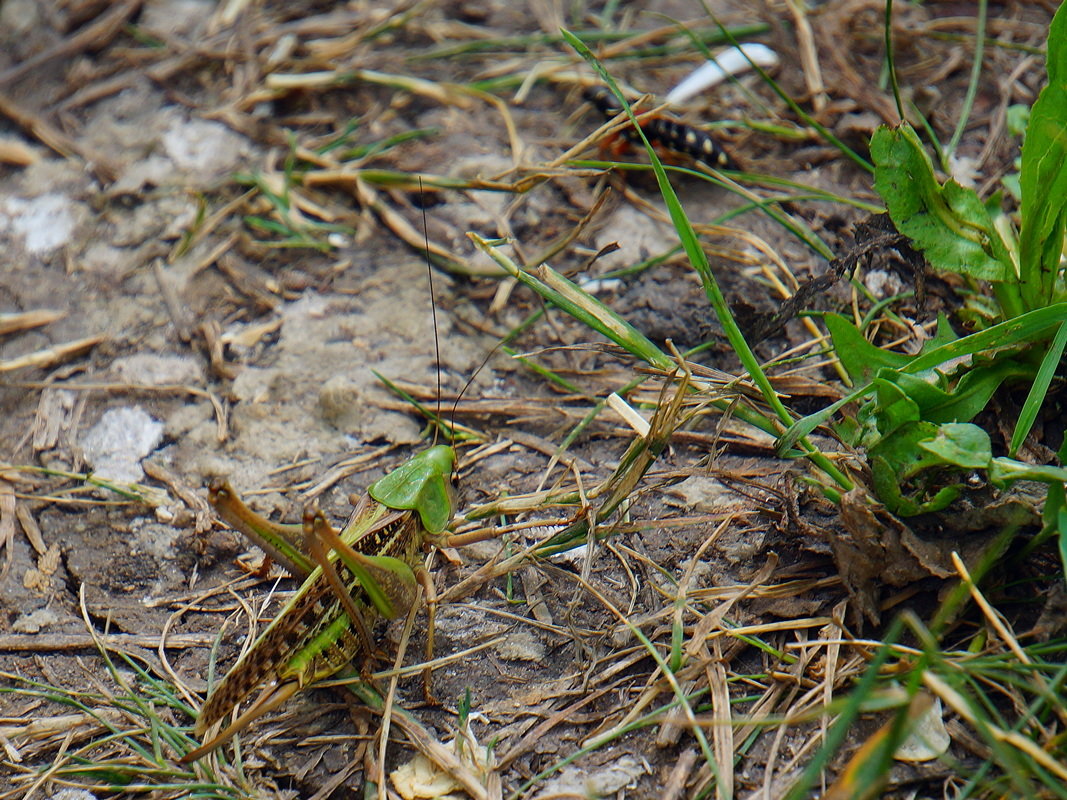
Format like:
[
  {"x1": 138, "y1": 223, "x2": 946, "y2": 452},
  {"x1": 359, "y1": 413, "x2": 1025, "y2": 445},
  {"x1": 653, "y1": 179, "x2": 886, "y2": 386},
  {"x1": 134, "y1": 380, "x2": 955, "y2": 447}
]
[
  {"x1": 458, "y1": 686, "x2": 472, "y2": 725},
  {"x1": 369, "y1": 444, "x2": 456, "y2": 533}
]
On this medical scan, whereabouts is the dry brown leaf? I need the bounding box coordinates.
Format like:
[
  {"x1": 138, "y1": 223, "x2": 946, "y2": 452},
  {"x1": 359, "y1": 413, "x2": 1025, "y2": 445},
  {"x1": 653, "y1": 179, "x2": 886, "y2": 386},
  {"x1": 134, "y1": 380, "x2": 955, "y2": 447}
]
[{"x1": 834, "y1": 490, "x2": 949, "y2": 625}]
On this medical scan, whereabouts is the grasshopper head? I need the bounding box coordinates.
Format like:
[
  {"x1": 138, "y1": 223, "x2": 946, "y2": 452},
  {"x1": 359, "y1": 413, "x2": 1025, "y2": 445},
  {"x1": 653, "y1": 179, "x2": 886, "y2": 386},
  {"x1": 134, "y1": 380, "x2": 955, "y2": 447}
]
[{"x1": 368, "y1": 444, "x2": 456, "y2": 534}]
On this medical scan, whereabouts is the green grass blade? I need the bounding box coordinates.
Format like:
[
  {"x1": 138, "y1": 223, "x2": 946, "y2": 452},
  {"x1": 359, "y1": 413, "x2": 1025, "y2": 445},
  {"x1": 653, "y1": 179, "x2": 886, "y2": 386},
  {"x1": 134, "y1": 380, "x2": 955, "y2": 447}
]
[
  {"x1": 884, "y1": 0, "x2": 905, "y2": 123},
  {"x1": 469, "y1": 235, "x2": 671, "y2": 370},
  {"x1": 944, "y1": 0, "x2": 988, "y2": 161},
  {"x1": 692, "y1": 13, "x2": 873, "y2": 173},
  {"x1": 1059, "y1": 506, "x2": 1067, "y2": 584},
  {"x1": 469, "y1": 233, "x2": 790, "y2": 447},
  {"x1": 782, "y1": 616, "x2": 908, "y2": 800},
  {"x1": 1010, "y1": 320, "x2": 1067, "y2": 456}
]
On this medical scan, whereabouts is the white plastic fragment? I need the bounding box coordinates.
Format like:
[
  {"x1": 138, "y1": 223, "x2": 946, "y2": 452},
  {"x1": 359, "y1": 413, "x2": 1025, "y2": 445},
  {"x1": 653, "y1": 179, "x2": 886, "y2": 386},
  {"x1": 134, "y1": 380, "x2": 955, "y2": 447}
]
[{"x1": 666, "y1": 43, "x2": 780, "y2": 105}]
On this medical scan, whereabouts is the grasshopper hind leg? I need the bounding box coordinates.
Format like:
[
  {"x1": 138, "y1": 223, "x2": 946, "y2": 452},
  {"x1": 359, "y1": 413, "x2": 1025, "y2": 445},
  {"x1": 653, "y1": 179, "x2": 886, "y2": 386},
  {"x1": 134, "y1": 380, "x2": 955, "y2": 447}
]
[
  {"x1": 179, "y1": 679, "x2": 300, "y2": 763},
  {"x1": 303, "y1": 506, "x2": 379, "y2": 657}
]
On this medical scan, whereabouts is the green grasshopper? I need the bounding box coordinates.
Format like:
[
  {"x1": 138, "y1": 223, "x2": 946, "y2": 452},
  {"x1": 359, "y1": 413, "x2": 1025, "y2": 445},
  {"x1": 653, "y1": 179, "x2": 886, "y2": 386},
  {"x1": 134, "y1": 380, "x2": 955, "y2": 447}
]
[{"x1": 180, "y1": 443, "x2": 457, "y2": 763}]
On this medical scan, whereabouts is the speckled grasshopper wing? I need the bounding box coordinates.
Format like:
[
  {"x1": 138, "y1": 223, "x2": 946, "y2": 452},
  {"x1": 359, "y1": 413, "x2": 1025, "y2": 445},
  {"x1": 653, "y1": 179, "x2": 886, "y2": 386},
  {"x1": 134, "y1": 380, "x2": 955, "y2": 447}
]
[{"x1": 180, "y1": 444, "x2": 456, "y2": 763}]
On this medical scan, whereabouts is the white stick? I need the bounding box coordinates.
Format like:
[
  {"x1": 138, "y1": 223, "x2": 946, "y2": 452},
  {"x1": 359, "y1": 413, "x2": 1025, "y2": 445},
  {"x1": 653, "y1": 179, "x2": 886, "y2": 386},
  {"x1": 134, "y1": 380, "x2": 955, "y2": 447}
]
[{"x1": 666, "y1": 43, "x2": 779, "y2": 105}]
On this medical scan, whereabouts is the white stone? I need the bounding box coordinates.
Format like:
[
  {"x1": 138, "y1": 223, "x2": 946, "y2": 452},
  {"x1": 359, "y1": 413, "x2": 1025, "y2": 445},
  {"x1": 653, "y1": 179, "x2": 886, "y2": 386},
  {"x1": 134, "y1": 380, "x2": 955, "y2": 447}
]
[{"x1": 81, "y1": 406, "x2": 165, "y2": 483}]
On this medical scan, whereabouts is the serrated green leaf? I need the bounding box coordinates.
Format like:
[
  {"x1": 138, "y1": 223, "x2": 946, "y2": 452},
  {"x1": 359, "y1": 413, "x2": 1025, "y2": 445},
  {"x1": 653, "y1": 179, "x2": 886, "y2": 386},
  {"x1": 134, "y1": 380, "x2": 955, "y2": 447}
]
[{"x1": 872, "y1": 123, "x2": 1011, "y2": 282}]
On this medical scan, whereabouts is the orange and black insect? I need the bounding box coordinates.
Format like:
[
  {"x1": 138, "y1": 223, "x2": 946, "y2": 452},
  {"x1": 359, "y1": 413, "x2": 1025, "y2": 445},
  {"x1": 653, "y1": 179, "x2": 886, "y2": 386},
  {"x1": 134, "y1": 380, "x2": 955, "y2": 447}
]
[{"x1": 583, "y1": 85, "x2": 735, "y2": 170}]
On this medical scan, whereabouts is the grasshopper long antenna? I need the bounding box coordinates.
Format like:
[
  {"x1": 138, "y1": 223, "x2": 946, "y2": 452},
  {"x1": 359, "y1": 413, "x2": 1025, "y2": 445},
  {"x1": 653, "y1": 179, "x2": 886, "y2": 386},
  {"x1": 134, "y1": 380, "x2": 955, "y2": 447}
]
[
  {"x1": 415, "y1": 180, "x2": 510, "y2": 450},
  {"x1": 417, "y1": 178, "x2": 498, "y2": 448},
  {"x1": 450, "y1": 342, "x2": 498, "y2": 442},
  {"x1": 419, "y1": 177, "x2": 443, "y2": 448}
]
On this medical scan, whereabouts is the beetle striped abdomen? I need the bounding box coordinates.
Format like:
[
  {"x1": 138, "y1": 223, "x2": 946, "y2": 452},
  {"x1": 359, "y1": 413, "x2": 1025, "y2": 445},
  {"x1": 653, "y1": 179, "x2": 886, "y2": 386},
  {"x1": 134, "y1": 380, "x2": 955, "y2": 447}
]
[{"x1": 582, "y1": 84, "x2": 734, "y2": 169}]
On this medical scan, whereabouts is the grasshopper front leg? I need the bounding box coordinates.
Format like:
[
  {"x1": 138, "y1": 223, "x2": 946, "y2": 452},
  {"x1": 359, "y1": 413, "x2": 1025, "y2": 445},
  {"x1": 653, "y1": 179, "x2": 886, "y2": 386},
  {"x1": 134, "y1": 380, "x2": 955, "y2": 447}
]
[{"x1": 209, "y1": 478, "x2": 314, "y2": 579}]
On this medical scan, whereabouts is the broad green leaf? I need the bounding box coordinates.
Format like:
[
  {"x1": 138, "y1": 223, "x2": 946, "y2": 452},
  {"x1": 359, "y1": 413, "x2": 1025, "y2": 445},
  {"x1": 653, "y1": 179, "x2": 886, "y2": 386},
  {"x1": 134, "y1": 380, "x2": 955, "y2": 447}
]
[
  {"x1": 824, "y1": 313, "x2": 911, "y2": 385},
  {"x1": 832, "y1": 413, "x2": 862, "y2": 447},
  {"x1": 872, "y1": 123, "x2": 1011, "y2": 282},
  {"x1": 932, "y1": 362, "x2": 1029, "y2": 422},
  {"x1": 1018, "y1": 1, "x2": 1067, "y2": 307},
  {"x1": 869, "y1": 420, "x2": 971, "y2": 515},
  {"x1": 369, "y1": 444, "x2": 456, "y2": 533},
  {"x1": 877, "y1": 372, "x2": 952, "y2": 420},
  {"x1": 885, "y1": 362, "x2": 1026, "y2": 424},
  {"x1": 1006, "y1": 104, "x2": 1030, "y2": 137},
  {"x1": 917, "y1": 423, "x2": 993, "y2": 469},
  {"x1": 778, "y1": 303, "x2": 1067, "y2": 453},
  {"x1": 871, "y1": 376, "x2": 921, "y2": 440},
  {"x1": 920, "y1": 313, "x2": 961, "y2": 353},
  {"x1": 852, "y1": 362, "x2": 1021, "y2": 455},
  {"x1": 867, "y1": 421, "x2": 991, "y2": 516},
  {"x1": 870, "y1": 453, "x2": 960, "y2": 516},
  {"x1": 870, "y1": 419, "x2": 945, "y2": 482}
]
